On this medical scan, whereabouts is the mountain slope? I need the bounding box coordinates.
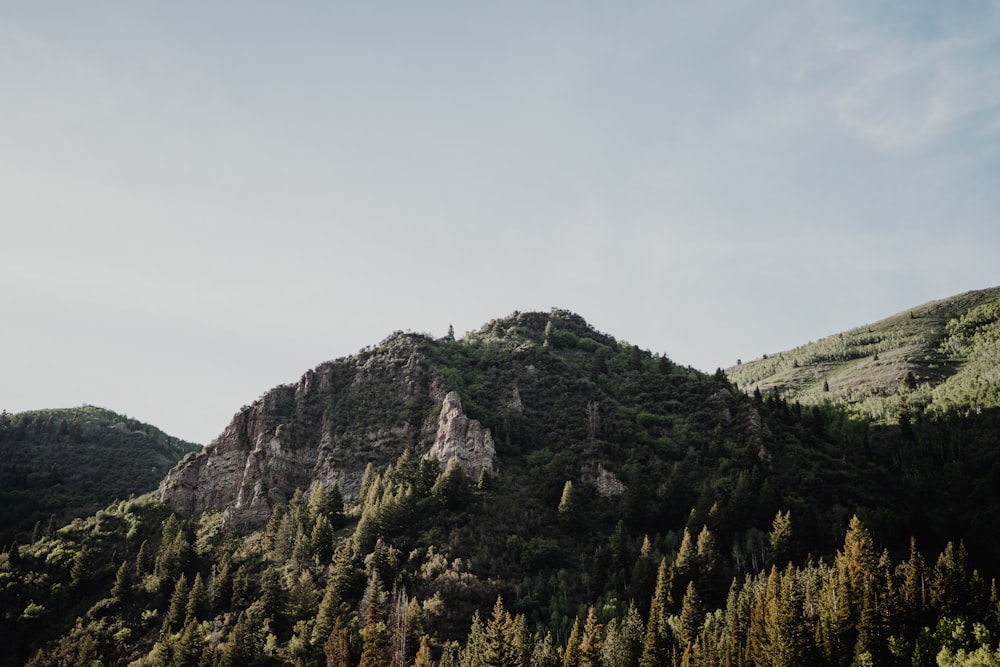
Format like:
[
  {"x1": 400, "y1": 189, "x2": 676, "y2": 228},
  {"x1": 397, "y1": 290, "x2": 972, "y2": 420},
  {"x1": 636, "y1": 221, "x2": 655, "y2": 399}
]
[
  {"x1": 3, "y1": 305, "x2": 1000, "y2": 666},
  {"x1": 0, "y1": 406, "x2": 200, "y2": 547},
  {"x1": 726, "y1": 286, "x2": 1000, "y2": 422}
]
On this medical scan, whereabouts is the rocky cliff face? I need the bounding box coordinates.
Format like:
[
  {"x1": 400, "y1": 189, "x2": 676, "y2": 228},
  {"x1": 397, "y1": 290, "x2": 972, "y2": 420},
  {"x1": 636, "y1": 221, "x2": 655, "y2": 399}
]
[
  {"x1": 426, "y1": 391, "x2": 496, "y2": 479},
  {"x1": 158, "y1": 333, "x2": 497, "y2": 531}
]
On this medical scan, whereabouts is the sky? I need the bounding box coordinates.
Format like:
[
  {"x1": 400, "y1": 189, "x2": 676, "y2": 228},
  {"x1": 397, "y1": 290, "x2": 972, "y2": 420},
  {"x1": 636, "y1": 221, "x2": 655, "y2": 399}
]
[{"x1": 2, "y1": 2, "x2": 999, "y2": 445}]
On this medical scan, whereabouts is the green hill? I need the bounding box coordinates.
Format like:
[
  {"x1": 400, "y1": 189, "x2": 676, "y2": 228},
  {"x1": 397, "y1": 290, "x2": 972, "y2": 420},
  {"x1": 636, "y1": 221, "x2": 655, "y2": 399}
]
[
  {"x1": 2, "y1": 304, "x2": 1000, "y2": 666},
  {"x1": 727, "y1": 286, "x2": 1000, "y2": 422},
  {"x1": 0, "y1": 406, "x2": 200, "y2": 547}
]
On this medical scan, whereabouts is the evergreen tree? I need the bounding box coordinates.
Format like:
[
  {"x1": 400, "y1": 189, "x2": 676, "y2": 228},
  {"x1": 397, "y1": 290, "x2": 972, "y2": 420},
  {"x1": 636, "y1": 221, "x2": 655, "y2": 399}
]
[
  {"x1": 640, "y1": 559, "x2": 671, "y2": 667},
  {"x1": 185, "y1": 572, "x2": 208, "y2": 625},
  {"x1": 313, "y1": 573, "x2": 344, "y2": 647},
  {"x1": 111, "y1": 558, "x2": 134, "y2": 600},
  {"x1": 558, "y1": 480, "x2": 576, "y2": 517},
  {"x1": 579, "y1": 607, "x2": 603, "y2": 667},
  {"x1": 531, "y1": 632, "x2": 560, "y2": 667},
  {"x1": 677, "y1": 581, "x2": 704, "y2": 648},
  {"x1": 322, "y1": 617, "x2": 351, "y2": 667},
  {"x1": 484, "y1": 596, "x2": 517, "y2": 667},
  {"x1": 769, "y1": 510, "x2": 794, "y2": 567},
  {"x1": 163, "y1": 573, "x2": 190, "y2": 635},
  {"x1": 212, "y1": 552, "x2": 235, "y2": 614},
  {"x1": 562, "y1": 617, "x2": 582, "y2": 667},
  {"x1": 413, "y1": 635, "x2": 434, "y2": 667},
  {"x1": 359, "y1": 571, "x2": 385, "y2": 667}
]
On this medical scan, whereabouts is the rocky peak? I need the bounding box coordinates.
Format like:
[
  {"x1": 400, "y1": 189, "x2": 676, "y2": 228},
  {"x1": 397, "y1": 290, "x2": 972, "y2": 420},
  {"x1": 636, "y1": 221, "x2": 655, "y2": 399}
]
[{"x1": 426, "y1": 391, "x2": 496, "y2": 479}]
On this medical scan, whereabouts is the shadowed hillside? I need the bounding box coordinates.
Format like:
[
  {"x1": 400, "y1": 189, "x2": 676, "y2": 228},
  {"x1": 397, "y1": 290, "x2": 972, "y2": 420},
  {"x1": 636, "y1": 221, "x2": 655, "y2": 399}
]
[{"x1": 0, "y1": 406, "x2": 200, "y2": 547}]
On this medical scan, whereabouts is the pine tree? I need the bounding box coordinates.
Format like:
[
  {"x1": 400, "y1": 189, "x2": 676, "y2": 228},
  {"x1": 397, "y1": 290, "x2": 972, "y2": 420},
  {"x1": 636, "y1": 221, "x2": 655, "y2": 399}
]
[
  {"x1": 323, "y1": 617, "x2": 351, "y2": 667},
  {"x1": 313, "y1": 573, "x2": 343, "y2": 647},
  {"x1": 532, "y1": 632, "x2": 560, "y2": 667},
  {"x1": 579, "y1": 607, "x2": 603, "y2": 667},
  {"x1": 185, "y1": 572, "x2": 208, "y2": 624},
  {"x1": 287, "y1": 569, "x2": 321, "y2": 622},
  {"x1": 562, "y1": 617, "x2": 582, "y2": 667},
  {"x1": 769, "y1": 510, "x2": 794, "y2": 568},
  {"x1": 677, "y1": 581, "x2": 704, "y2": 648},
  {"x1": 558, "y1": 480, "x2": 575, "y2": 517},
  {"x1": 484, "y1": 596, "x2": 517, "y2": 667},
  {"x1": 212, "y1": 552, "x2": 234, "y2": 613},
  {"x1": 312, "y1": 514, "x2": 335, "y2": 562},
  {"x1": 640, "y1": 558, "x2": 671, "y2": 667},
  {"x1": 70, "y1": 544, "x2": 96, "y2": 590},
  {"x1": 413, "y1": 635, "x2": 434, "y2": 667},
  {"x1": 111, "y1": 558, "x2": 134, "y2": 600},
  {"x1": 359, "y1": 571, "x2": 385, "y2": 667},
  {"x1": 163, "y1": 574, "x2": 190, "y2": 635}
]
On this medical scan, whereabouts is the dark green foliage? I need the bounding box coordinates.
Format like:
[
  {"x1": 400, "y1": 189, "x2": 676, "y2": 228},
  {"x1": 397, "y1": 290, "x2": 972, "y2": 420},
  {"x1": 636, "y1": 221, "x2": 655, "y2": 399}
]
[{"x1": 0, "y1": 406, "x2": 199, "y2": 547}]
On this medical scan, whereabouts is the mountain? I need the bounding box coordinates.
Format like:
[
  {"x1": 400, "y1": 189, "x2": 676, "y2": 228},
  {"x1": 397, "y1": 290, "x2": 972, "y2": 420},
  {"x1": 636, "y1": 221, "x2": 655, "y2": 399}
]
[
  {"x1": 0, "y1": 406, "x2": 200, "y2": 547},
  {"x1": 727, "y1": 286, "x2": 1000, "y2": 422},
  {"x1": 3, "y1": 302, "x2": 1000, "y2": 666}
]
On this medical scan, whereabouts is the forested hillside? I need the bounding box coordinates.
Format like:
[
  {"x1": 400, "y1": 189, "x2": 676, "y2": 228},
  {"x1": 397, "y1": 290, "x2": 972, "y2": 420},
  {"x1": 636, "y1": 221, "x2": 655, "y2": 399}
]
[
  {"x1": 2, "y1": 301, "x2": 999, "y2": 666},
  {"x1": 727, "y1": 286, "x2": 1000, "y2": 422},
  {"x1": 0, "y1": 406, "x2": 200, "y2": 547}
]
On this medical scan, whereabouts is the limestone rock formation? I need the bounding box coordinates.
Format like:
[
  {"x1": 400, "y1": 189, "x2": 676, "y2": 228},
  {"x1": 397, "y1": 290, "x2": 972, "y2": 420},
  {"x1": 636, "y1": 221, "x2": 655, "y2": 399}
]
[{"x1": 426, "y1": 391, "x2": 496, "y2": 479}]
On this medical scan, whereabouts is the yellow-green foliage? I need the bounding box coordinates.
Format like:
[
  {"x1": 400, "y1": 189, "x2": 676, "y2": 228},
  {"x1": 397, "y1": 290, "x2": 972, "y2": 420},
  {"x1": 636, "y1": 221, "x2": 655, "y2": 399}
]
[{"x1": 728, "y1": 287, "x2": 1000, "y2": 423}]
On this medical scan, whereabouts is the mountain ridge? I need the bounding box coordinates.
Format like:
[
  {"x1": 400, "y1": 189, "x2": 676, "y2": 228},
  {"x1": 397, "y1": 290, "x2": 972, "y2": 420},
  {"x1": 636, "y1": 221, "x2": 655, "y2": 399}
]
[{"x1": 4, "y1": 293, "x2": 1000, "y2": 665}]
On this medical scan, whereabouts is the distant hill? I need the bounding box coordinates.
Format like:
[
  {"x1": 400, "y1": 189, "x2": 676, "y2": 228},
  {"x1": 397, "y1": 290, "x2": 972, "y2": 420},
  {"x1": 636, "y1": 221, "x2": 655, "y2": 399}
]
[
  {"x1": 0, "y1": 406, "x2": 200, "y2": 547},
  {"x1": 727, "y1": 286, "x2": 1000, "y2": 422}
]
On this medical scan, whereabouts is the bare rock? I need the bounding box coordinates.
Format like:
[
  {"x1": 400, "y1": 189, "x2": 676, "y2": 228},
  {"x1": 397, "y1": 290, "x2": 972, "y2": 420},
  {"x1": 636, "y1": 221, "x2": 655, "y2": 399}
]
[{"x1": 426, "y1": 391, "x2": 496, "y2": 479}]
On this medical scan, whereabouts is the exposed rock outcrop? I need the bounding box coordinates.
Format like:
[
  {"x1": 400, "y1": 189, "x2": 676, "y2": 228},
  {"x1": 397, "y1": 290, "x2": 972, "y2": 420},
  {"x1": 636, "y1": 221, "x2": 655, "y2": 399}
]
[
  {"x1": 158, "y1": 333, "x2": 438, "y2": 531},
  {"x1": 425, "y1": 391, "x2": 496, "y2": 479}
]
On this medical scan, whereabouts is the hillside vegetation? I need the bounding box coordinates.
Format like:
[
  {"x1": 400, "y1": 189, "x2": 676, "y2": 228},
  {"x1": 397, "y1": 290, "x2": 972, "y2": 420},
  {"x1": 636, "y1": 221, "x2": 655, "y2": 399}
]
[
  {"x1": 0, "y1": 406, "x2": 201, "y2": 547},
  {"x1": 2, "y1": 302, "x2": 1000, "y2": 666},
  {"x1": 727, "y1": 286, "x2": 1000, "y2": 423}
]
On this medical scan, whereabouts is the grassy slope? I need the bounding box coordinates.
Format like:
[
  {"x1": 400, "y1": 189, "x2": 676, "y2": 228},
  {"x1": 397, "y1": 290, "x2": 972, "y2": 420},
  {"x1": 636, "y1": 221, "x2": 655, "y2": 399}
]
[{"x1": 726, "y1": 286, "x2": 1000, "y2": 422}]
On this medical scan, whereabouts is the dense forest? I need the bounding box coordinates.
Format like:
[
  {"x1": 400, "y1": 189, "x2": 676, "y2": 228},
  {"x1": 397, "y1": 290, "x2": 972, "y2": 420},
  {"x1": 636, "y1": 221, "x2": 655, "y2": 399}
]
[
  {"x1": 0, "y1": 406, "x2": 200, "y2": 547},
  {"x1": 1, "y1": 291, "x2": 999, "y2": 666}
]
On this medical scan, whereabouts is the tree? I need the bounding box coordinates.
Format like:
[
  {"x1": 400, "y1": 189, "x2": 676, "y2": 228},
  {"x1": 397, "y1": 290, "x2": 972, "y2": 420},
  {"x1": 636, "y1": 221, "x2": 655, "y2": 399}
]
[
  {"x1": 676, "y1": 581, "x2": 703, "y2": 648},
  {"x1": 163, "y1": 574, "x2": 190, "y2": 635},
  {"x1": 185, "y1": 572, "x2": 208, "y2": 624},
  {"x1": 322, "y1": 617, "x2": 351, "y2": 667},
  {"x1": 640, "y1": 559, "x2": 671, "y2": 667},
  {"x1": 413, "y1": 635, "x2": 434, "y2": 667},
  {"x1": 563, "y1": 617, "x2": 582, "y2": 667},
  {"x1": 484, "y1": 596, "x2": 518, "y2": 667},
  {"x1": 579, "y1": 607, "x2": 603, "y2": 667},
  {"x1": 70, "y1": 544, "x2": 97, "y2": 590},
  {"x1": 558, "y1": 480, "x2": 575, "y2": 517},
  {"x1": 359, "y1": 572, "x2": 385, "y2": 667},
  {"x1": 111, "y1": 558, "x2": 134, "y2": 600},
  {"x1": 769, "y1": 510, "x2": 793, "y2": 567}
]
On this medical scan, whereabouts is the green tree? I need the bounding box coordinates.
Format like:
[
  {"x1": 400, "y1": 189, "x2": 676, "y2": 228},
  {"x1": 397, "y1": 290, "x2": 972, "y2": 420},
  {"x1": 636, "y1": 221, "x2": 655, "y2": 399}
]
[
  {"x1": 111, "y1": 558, "x2": 134, "y2": 600},
  {"x1": 769, "y1": 510, "x2": 793, "y2": 567},
  {"x1": 163, "y1": 574, "x2": 190, "y2": 635},
  {"x1": 184, "y1": 572, "x2": 208, "y2": 624},
  {"x1": 640, "y1": 559, "x2": 671, "y2": 667},
  {"x1": 558, "y1": 480, "x2": 575, "y2": 517},
  {"x1": 359, "y1": 572, "x2": 384, "y2": 667}
]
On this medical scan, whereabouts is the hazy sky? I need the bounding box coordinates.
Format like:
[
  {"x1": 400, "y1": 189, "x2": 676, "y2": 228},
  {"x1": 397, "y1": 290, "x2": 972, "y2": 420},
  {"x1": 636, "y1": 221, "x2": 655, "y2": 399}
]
[{"x1": 3, "y1": 2, "x2": 998, "y2": 444}]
